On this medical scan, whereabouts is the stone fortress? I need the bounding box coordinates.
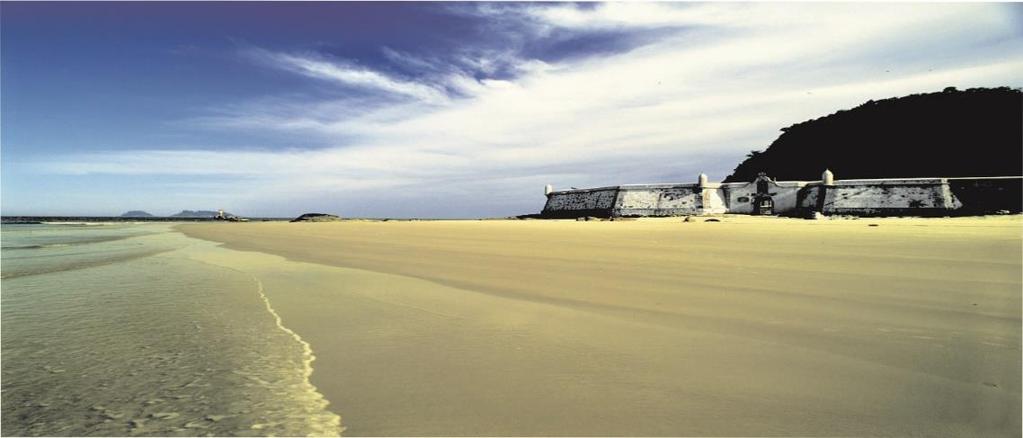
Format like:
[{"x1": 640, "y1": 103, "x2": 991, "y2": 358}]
[{"x1": 541, "y1": 171, "x2": 1023, "y2": 218}]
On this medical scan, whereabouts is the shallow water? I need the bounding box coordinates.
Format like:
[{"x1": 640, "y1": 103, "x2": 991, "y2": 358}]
[{"x1": 1, "y1": 223, "x2": 341, "y2": 436}]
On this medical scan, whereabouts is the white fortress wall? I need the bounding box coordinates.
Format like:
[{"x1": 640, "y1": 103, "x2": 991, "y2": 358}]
[
  {"x1": 701, "y1": 184, "x2": 729, "y2": 214},
  {"x1": 822, "y1": 178, "x2": 957, "y2": 215},
  {"x1": 797, "y1": 184, "x2": 822, "y2": 211},
  {"x1": 718, "y1": 182, "x2": 755, "y2": 214},
  {"x1": 614, "y1": 184, "x2": 702, "y2": 217},
  {"x1": 716, "y1": 181, "x2": 808, "y2": 215},
  {"x1": 541, "y1": 187, "x2": 620, "y2": 218},
  {"x1": 770, "y1": 182, "x2": 811, "y2": 213},
  {"x1": 540, "y1": 174, "x2": 1022, "y2": 218}
]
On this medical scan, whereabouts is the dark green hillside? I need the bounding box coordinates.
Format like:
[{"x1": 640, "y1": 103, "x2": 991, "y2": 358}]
[{"x1": 724, "y1": 87, "x2": 1022, "y2": 182}]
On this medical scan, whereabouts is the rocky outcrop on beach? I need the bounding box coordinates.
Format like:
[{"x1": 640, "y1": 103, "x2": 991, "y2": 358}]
[
  {"x1": 120, "y1": 210, "x2": 154, "y2": 218},
  {"x1": 725, "y1": 87, "x2": 1022, "y2": 182},
  {"x1": 290, "y1": 213, "x2": 342, "y2": 223}
]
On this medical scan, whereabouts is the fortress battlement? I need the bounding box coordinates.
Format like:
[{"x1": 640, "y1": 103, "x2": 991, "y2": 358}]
[{"x1": 541, "y1": 172, "x2": 1023, "y2": 218}]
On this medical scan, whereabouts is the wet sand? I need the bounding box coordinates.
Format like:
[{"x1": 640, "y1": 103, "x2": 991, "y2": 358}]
[{"x1": 178, "y1": 216, "x2": 1022, "y2": 436}]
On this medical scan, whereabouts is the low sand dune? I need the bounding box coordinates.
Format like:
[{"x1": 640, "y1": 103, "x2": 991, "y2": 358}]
[{"x1": 178, "y1": 216, "x2": 1022, "y2": 436}]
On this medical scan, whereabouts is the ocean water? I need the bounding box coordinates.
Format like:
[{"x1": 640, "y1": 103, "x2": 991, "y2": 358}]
[{"x1": 1, "y1": 223, "x2": 342, "y2": 436}]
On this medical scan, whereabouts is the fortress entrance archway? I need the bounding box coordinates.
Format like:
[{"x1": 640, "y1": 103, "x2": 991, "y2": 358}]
[
  {"x1": 754, "y1": 197, "x2": 774, "y2": 215},
  {"x1": 753, "y1": 173, "x2": 775, "y2": 215}
]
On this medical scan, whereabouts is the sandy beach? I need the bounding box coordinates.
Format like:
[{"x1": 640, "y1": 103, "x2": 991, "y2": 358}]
[{"x1": 177, "y1": 216, "x2": 1022, "y2": 436}]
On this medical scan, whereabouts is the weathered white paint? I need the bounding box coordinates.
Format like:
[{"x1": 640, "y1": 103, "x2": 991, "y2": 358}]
[
  {"x1": 541, "y1": 174, "x2": 1022, "y2": 218},
  {"x1": 721, "y1": 182, "x2": 757, "y2": 214},
  {"x1": 822, "y1": 179, "x2": 960, "y2": 215},
  {"x1": 615, "y1": 185, "x2": 701, "y2": 216},
  {"x1": 702, "y1": 184, "x2": 729, "y2": 214},
  {"x1": 542, "y1": 187, "x2": 619, "y2": 217}
]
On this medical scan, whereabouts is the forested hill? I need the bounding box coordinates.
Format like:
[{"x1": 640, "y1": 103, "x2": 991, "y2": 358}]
[{"x1": 723, "y1": 87, "x2": 1022, "y2": 182}]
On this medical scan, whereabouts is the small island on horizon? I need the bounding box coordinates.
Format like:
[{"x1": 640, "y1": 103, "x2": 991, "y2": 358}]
[{"x1": 169, "y1": 210, "x2": 232, "y2": 218}]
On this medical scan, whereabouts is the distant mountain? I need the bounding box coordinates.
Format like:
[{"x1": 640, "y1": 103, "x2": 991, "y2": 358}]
[
  {"x1": 724, "y1": 87, "x2": 1023, "y2": 182},
  {"x1": 120, "y1": 210, "x2": 154, "y2": 218},
  {"x1": 169, "y1": 210, "x2": 224, "y2": 218}
]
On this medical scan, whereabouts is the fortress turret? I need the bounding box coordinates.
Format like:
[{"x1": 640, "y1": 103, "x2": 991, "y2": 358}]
[{"x1": 822, "y1": 169, "x2": 834, "y2": 185}]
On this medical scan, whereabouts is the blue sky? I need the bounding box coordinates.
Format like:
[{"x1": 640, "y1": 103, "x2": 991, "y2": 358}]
[{"x1": 3, "y1": 2, "x2": 1021, "y2": 217}]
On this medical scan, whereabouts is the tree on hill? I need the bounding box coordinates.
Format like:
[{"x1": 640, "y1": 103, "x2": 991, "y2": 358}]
[{"x1": 723, "y1": 87, "x2": 1022, "y2": 182}]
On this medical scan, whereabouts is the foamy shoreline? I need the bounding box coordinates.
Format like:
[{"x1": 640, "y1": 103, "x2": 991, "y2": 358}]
[
  {"x1": 177, "y1": 216, "x2": 1022, "y2": 436},
  {"x1": 1, "y1": 224, "x2": 345, "y2": 436}
]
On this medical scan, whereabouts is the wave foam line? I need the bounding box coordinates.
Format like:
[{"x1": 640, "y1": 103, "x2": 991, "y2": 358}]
[{"x1": 253, "y1": 277, "x2": 345, "y2": 436}]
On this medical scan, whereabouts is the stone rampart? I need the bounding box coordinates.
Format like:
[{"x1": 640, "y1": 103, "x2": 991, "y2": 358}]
[
  {"x1": 614, "y1": 184, "x2": 703, "y2": 217},
  {"x1": 821, "y1": 178, "x2": 955, "y2": 216},
  {"x1": 540, "y1": 187, "x2": 620, "y2": 218},
  {"x1": 540, "y1": 173, "x2": 1022, "y2": 218}
]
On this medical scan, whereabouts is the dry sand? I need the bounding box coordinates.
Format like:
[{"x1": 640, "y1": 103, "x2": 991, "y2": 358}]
[{"x1": 178, "y1": 216, "x2": 1022, "y2": 436}]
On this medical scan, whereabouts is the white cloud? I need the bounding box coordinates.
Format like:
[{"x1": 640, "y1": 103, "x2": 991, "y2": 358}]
[
  {"x1": 34, "y1": 3, "x2": 1023, "y2": 217},
  {"x1": 249, "y1": 48, "x2": 451, "y2": 104}
]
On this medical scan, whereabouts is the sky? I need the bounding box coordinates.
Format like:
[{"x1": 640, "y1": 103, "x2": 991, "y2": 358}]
[{"x1": 2, "y1": 2, "x2": 1021, "y2": 218}]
